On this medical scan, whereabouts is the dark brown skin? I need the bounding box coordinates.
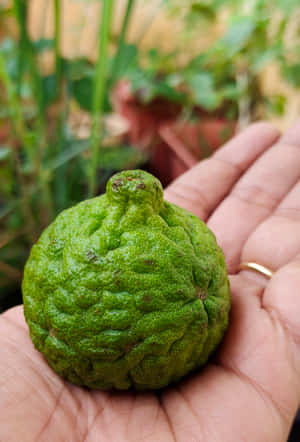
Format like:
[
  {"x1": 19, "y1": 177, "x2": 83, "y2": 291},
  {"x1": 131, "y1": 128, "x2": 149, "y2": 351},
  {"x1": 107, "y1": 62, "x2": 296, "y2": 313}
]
[{"x1": 1, "y1": 120, "x2": 300, "y2": 441}]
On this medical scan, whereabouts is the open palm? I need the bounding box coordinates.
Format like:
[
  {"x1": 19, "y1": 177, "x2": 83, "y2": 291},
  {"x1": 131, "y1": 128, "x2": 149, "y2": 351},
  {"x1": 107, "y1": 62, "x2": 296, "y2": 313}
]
[{"x1": 1, "y1": 121, "x2": 300, "y2": 442}]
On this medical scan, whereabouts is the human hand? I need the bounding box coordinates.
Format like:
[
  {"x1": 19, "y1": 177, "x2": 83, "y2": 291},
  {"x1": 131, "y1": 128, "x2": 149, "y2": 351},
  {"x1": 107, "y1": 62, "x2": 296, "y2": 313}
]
[{"x1": 1, "y1": 121, "x2": 300, "y2": 442}]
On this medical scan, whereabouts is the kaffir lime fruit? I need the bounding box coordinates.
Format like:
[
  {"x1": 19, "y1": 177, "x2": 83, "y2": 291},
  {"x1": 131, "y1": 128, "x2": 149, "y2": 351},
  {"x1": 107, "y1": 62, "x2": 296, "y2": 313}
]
[{"x1": 22, "y1": 170, "x2": 230, "y2": 390}]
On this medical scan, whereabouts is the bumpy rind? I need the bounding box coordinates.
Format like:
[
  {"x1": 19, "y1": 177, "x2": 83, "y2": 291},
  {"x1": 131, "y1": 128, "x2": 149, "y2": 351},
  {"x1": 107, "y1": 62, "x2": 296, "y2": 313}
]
[{"x1": 22, "y1": 170, "x2": 230, "y2": 390}]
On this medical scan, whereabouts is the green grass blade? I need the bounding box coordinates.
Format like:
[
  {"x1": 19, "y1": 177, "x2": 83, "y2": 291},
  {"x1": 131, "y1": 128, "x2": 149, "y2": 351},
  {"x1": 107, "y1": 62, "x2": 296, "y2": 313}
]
[
  {"x1": 47, "y1": 140, "x2": 90, "y2": 171},
  {"x1": 13, "y1": 0, "x2": 46, "y2": 120},
  {"x1": 88, "y1": 0, "x2": 115, "y2": 197},
  {"x1": 110, "y1": 0, "x2": 136, "y2": 85},
  {"x1": 0, "y1": 52, "x2": 33, "y2": 161}
]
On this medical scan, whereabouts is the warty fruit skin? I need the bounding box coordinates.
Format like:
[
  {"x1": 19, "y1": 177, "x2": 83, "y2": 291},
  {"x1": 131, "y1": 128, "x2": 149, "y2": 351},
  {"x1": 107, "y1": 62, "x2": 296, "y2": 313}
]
[{"x1": 22, "y1": 169, "x2": 230, "y2": 390}]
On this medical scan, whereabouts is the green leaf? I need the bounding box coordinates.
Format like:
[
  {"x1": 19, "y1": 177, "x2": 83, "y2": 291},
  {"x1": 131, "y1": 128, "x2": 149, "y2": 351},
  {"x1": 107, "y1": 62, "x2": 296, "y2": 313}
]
[
  {"x1": 72, "y1": 78, "x2": 111, "y2": 112},
  {"x1": 66, "y1": 58, "x2": 94, "y2": 81},
  {"x1": 187, "y1": 54, "x2": 208, "y2": 71},
  {"x1": 128, "y1": 68, "x2": 185, "y2": 104},
  {"x1": 265, "y1": 95, "x2": 286, "y2": 115},
  {"x1": 282, "y1": 64, "x2": 300, "y2": 88},
  {"x1": 185, "y1": 72, "x2": 220, "y2": 110},
  {"x1": 42, "y1": 75, "x2": 58, "y2": 106},
  {"x1": 155, "y1": 81, "x2": 186, "y2": 103},
  {"x1": 0, "y1": 37, "x2": 15, "y2": 54},
  {"x1": 6, "y1": 209, "x2": 24, "y2": 230},
  {"x1": 33, "y1": 38, "x2": 55, "y2": 52},
  {"x1": 68, "y1": 58, "x2": 112, "y2": 112},
  {"x1": 220, "y1": 16, "x2": 256, "y2": 56},
  {"x1": 275, "y1": 0, "x2": 300, "y2": 13},
  {"x1": 72, "y1": 77, "x2": 93, "y2": 111},
  {"x1": 146, "y1": 48, "x2": 177, "y2": 74},
  {"x1": 190, "y1": 2, "x2": 216, "y2": 20},
  {"x1": 110, "y1": 43, "x2": 138, "y2": 81},
  {"x1": 0, "y1": 146, "x2": 11, "y2": 161},
  {"x1": 252, "y1": 46, "x2": 281, "y2": 73},
  {"x1": 0, "y1": 38, "x2": 18, "y2": 79},
  {"x1": 46, "y1": 140, "x2": 90, "y2": 171},
  {"x1": 221, "y1": 83, "x2": 239, "y2": 101},
  {"x1": 97, "y1": 146, "x2": 145, "y2": 170},
  {"x1": 0, "y1": 202, "x2": 16, "y2": 221}
]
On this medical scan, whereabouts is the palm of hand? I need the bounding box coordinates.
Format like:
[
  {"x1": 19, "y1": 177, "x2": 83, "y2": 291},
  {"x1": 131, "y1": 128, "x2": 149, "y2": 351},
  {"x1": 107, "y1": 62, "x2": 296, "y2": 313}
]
[{"x1": 1, "y1": 122, "x2": 300, "y2": 442}]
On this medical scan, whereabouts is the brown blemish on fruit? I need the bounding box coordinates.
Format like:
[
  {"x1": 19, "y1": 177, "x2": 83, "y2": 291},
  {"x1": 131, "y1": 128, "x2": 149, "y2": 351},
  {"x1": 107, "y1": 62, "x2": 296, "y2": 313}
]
[
  {"x1": 144, "y1": 259, "x2": 156, "y2": 266},
  {"x1": 125, "y1": 343, "x2": 133, "y2": 353},
  {"x1": 112, "y1": 179, "x2": 124, "y2": 190},
  {"x1": 199, "y1": 321, "x2": 207, "y2": 331},
  {"x1": 136, "y1": 183, "x2": 146, "y2": 190},
  {"x1": 87, "y1": 250, "x2": 97, "y2": 262},
  {"x1": 196, "y1": 287, "x2": 207, "y2": 301}
]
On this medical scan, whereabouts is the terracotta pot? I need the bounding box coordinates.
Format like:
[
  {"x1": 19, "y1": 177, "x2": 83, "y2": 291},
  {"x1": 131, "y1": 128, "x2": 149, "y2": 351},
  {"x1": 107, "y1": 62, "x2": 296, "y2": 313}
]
[
  {"x1": 0, "y1": 122, "x2": 10, "y2": 144},
  {"x1": 111, "y1": 80, "x2": 181, "y2": 150},
  {"x1": 112, "y1": 81, "x2": 236, "y2": 185},
  {"x1": 157, "y1": 118, "x2": 236, "y2": 184}
]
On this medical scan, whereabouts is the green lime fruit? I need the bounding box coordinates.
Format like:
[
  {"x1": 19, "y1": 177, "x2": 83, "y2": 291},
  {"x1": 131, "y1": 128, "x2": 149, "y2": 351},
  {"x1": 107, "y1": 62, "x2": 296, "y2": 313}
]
[{"x1": 22, "y1": 170, "x2": 230, "y2": 390}]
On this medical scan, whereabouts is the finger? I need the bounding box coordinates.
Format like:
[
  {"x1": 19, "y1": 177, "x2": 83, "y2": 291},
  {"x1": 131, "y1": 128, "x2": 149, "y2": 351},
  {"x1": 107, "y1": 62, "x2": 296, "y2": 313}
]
[
  {"x1": 241, "y1": 181, "x2": 300, "y2": 271},
  {"x1": 164, "y1": 122, "x2": 280, "y2": 220},
  {"x1": 240, "y1": 122, "x2": 300, "y2": 271},
  {"x1": 280, "y1": 117, "x2": 300, "y2": 145},
  {"x1": 208, "y1": 121, "x2": 300, "y2": 272},
  {"x1": 2, "y1": 304, "x2": 27, "y2": 329}
]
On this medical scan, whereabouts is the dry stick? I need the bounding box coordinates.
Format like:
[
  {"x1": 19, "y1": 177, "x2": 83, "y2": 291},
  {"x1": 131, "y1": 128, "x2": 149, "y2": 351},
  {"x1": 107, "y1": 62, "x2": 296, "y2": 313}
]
[
  {"x1": 0, "y1": 261, "x2": 23, "y2": 281},
  {"x1": 0, "y1": 229, "x2": 26, "y2": 249},
  {"x1": 236, "y1": 72, "x2": 251, "y2": 132}
]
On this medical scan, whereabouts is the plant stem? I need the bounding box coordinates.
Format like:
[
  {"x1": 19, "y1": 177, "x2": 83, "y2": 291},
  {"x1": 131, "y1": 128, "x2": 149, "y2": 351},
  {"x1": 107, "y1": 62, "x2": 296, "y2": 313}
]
[
  {"x1": 236, "y1": 71, "x2": 251, "y2": 131},
  {"x1": 12, "y1": 147, "x2": 39, "y2": 244},
  {"x1": 88, "y1": 0, "x2": 114, "y2": 197},
  {"x1": 13, "y1": 0, "x2": 54, "y2": 224},
  {"x1": 54, "y1": 0, "x2": 62, "y2": 98},
  {"x1": 54, "y1": 80, "x2": 69, "y2": 212},
  {"x1": 13, "y1": 0, "x2": 46, "y2": 122},
  {"x1": 0, "y1": 53, "x2": 32, "y2": 159},
  {"x1": 110, "y1": 0, "x2": 136, "y2": 85}
]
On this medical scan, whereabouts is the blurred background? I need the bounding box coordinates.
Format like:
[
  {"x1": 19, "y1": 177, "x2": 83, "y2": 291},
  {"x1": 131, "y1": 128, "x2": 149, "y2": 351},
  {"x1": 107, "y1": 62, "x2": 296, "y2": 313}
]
[{"x1": 0, "y1": 2, "x2": 300, "y2": 436}]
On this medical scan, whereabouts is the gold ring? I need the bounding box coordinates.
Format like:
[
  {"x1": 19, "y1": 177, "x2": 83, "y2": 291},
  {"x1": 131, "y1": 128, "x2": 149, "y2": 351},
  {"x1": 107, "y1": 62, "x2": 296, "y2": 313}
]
[{"x1": 238, "y1": 262, "x2": 273, "y2": 280}]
